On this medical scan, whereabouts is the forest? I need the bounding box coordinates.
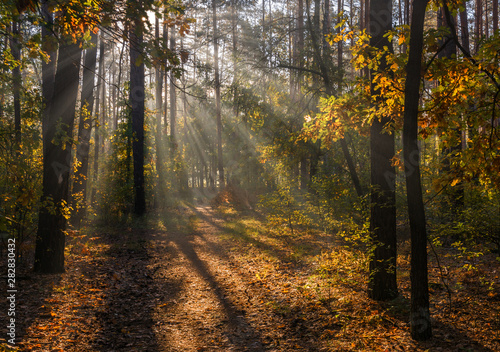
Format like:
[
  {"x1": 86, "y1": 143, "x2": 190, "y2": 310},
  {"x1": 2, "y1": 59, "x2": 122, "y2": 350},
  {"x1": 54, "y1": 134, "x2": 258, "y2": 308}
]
[{"x1": 0, "y1": 0, "x2": 499, "y2": 350}]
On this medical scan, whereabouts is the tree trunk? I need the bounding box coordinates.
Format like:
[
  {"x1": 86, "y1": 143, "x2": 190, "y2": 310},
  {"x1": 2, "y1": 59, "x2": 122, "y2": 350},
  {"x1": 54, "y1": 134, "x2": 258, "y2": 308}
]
[
  {"x1": 485, "y1": 0, "x2": 489, "y2": 38},
  {"x1": 35, "y1": 37, "x2": 82, "y2": 273},
  {"x1": 111, "y1": 42, "x2": 118, "y2": 130},
  {"x1": 323, "y1": 0, "x2": 331, "y2": 61},
  {"x1": 494, "y1": 0, "x2": 498, "y2": 33},
  {"x1": 337, "y1": 0, "x2": 344, "y2": 85},
  {"x1": 40, "y1": 0, "x2": 56, "y2": 158},
  {"x1": 72, "y1": 32, "x2": 97, "y2": 225},
  {"x1": 170, "y1": 25, "x2": 177, "y2": 149},
  {"x1": 475, "y1": 0, "x2": 482, "y2": 53},
  {"x1": 368, "y1": 0, "x2": 398, "y2": 301},
  {"x1": 155, "y1": 16, "x2": 165, "y2": 205},
  {"x1": 163, "y1": 18, "x2": 169, "y2": 128},
  {"x1": 298, "y1": 0, "x2": 304, "y2": 92},
  {"x1": 91, "y1": 36, "x2": 104, "y2": 205},
  {"x1": 213, "y1": 0, "x2": 224, "y2": 187},
  {"x1": 403, "y1": 0, "x2": 432, "y2": 340},
  {"x1": 10, "y1": 21, "x2": 21, "y2": 145},
  {"x1": 459, "y1": 5, "x2": 470, "y2": 55},
  {"x1": 439, "y1": 6, "x2": 464, "y2": 215},
  {"x1": 130, "y1": 3, "x2": 146, "y2": 216}
]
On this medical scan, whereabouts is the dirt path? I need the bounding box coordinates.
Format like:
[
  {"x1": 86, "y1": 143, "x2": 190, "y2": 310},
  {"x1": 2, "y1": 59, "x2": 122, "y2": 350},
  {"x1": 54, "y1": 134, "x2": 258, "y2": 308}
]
[
  {"x1": 5, "y1": 206, "x2": 321, "y2": 351},
  {"x1": 3, "y1": 206, "x2": 499, "y2": 351},
  {"x1": 145, "y1": 206, "x2": 320, "y2": 351},
  {"x1": 150, "y1": 206, "x2": 268, "y2": 351}
]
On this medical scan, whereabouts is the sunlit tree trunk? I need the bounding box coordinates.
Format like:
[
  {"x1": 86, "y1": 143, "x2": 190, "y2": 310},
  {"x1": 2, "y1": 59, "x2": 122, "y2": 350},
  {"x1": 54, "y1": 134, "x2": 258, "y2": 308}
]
[
  {"x1": 111, "y1": 42, "x2": 118, "y2": 130},
  {"x1": 298, "y1": 0, "x2": 308, "y2": 190},
  {"x1": 163, "y1": 18, "x2": 169, "y2": 128},
  {"x1": 91, "y1": 36, "x2": 104, "y2": 205},
  {"x1": 368, "y1": 0, "x2": 398, "y2": 301},
  {"x1": 155, "y1": 16, "x2": 165, "y2": 206},
  {"x1": 130, "y1": 2, "x2": 146, "y2": 216},
  {"x1": 403, "y1": 0, "x2": 432, "y2": 340},
  {"x1": 213, "y1": 0, "x2": 224, "y2": 187},
  {"x1": 35, "y1": 30, "x2": 82, "y2": 273},
  {"x1": 72, "y1": 32, "x2": 97, "y2": 225}
]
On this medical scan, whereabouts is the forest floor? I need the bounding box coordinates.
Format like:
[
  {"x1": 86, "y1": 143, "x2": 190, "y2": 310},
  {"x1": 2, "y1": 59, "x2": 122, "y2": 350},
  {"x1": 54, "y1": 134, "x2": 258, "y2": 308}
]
[{"x1": 0, "y1": 204, "x2": 499, "y2": 351}]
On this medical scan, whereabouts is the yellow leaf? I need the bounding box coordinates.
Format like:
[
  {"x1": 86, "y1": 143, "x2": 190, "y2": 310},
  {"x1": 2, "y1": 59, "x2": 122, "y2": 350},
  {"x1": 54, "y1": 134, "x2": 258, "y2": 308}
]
[{"x1": 451, "y1": 178, "x2": 460, "y2": 187}]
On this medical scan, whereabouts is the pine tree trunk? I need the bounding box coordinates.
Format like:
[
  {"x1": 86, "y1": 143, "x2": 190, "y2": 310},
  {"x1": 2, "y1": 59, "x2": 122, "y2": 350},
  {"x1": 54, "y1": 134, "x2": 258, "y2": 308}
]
[
  {"x1": 155, "y1": 16, "x2": 165, "y2": 206},
  {"x1": 368, "y1": 0, "x2": 398, "y2": 301},
  {"x1": 72, "y1": 32, "x2": 97, "y2": 225},
  {"x1": 35, "y1": 37, "x2": 82, "y2": 273},
  {"x1": 494, "y1": 0, "x2": 498, "y2": 33},
  {"x1": 403, "y1": 0, "x2": 432, "y2": 340},
  {"x1": 10, "y1": 21, "x2": 21, "y2": 145},
  {"x1": 475, "y1": 0, "x2": 482, "y2": 53},
  {"x1": 213, "y1": 0, "x2": 224, "y2": 187},
  {"x1": 130, "y1": 6, "x2": 146, "y2": 216},
  {"x1": 91, "y1": 36, "x2": 104, "y2": 205},
  {"x1": 439, "y1": 7, "x2": 464, "y2": 215},
  {"x1": 170, "y1": 25, "x2": 176, "y2": 149},
  {"x1": 459, "y1": 6, "x2": 470, "y2": 55}
]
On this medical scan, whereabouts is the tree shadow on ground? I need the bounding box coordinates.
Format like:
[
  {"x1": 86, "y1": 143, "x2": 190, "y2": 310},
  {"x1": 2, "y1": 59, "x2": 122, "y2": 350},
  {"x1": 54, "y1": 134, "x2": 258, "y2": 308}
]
[
  {"x1": 89, "y1": 229, "x2": 176, "y2": 352},
  {"x1": 162, "y1": 206, "x2": 323, "y2": 351},
  {"x1": 378, "y1": 295, "x2": 496, "y2": 351},
  {"x1": 0, "y1": 269, "x2": 61, "y2": 349},
  {"x1": 164, "y1": 227, "x2": 268, "y2": 350}
]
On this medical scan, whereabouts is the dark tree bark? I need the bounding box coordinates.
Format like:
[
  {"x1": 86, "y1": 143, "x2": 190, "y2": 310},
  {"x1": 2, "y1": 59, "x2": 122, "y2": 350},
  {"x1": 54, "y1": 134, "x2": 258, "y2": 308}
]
[
  {"x1": 297, "y1": 0, "x2": 304, "y2": 91},
  {"x1": 10, "y1": 21, "x2": 21, "y2": 145},
  {"x1": 459, "y1": 5, "x2": 470, "y2": 55},
  {"x1": 475, "y1": 0, "x2": 482, "y2": 53},
  {"x1": 494, "y1": 0, "x2": 498, "y2": 33},
  {"x1": 403, "y1": 0, "x2": 432, "y2": 340},
  {"x1": 213, "y1": 0, "x2": 224, "y2": 187},
  {"x1": 169, "y1": 25, "x2": 177, "y2": 149},
  {"x1": 72, "y1": 32, "x2": 97, "y2": 225},
  {"x1": 40, "y1": 0, "x2": 56, "y2": 151},
  {"x1": 368, "y1": 0, "x2": 398, "y2": 301},
  {"x1": 485, "y1": 0, "x2": 489, "y2": 38},
  {"x1": 35, "y1": 37, "x2": 82, "y2": 273},
  {"x1": 323, "y1": 0, "x2": 331, "y2": 55},
  {"x1": 438, "y1": 6, "x2": 464, "y2": 215},
  {"x1": 338, "y1": 0, "x2": 343, "y2": 85},
  {"x1": 129, "y1": 3, "x2": 146, "y2": 216}
]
